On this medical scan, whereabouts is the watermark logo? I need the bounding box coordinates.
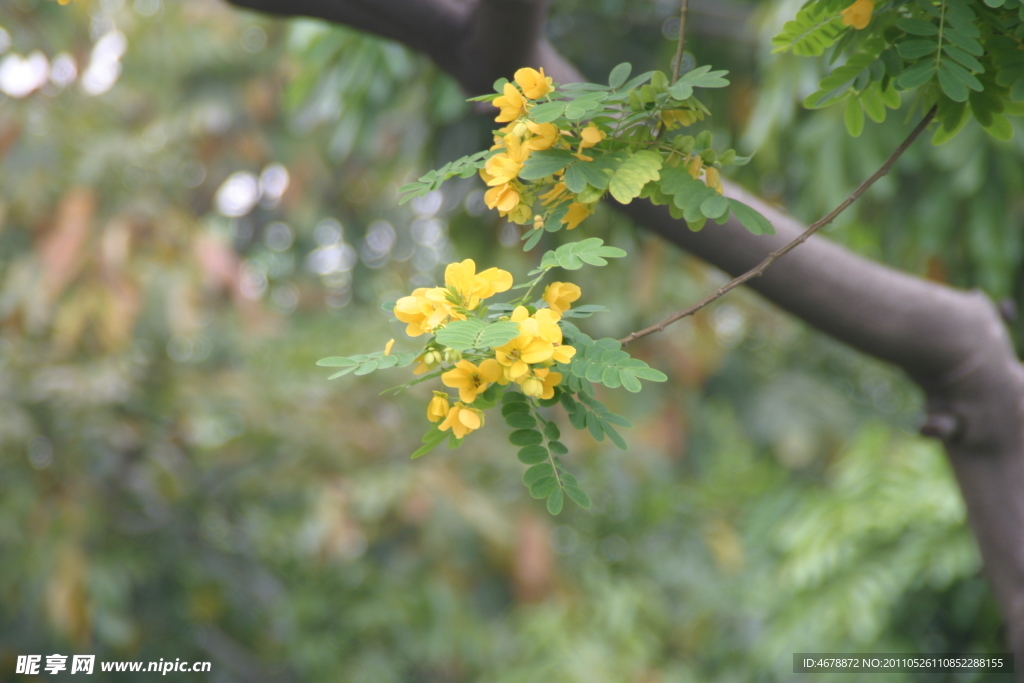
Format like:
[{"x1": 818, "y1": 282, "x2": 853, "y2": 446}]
[{"x1": 16, "y1": 654, "x2": 208, "y2": 675}]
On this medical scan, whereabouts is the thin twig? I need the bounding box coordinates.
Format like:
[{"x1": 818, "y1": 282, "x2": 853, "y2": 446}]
[
  {"x1": 671, "y1": 0, "x2": 690, "y2": 82},
  {"x1": 619, "y1": 105, "x2": 937, "y2": 346}
]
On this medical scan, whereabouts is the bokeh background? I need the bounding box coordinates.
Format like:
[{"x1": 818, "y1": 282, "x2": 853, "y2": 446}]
[{"x1": 2, "y1": 0, "x2": 1023, "y2": 680}]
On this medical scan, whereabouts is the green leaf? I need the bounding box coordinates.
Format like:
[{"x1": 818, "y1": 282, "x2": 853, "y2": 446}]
[
  {"x1": 898, "y1": 39, "x2": 938, "y2": 59},
  {"x1": 604, "y1": 423, "x2": 627, "y2": 450},
  {"x1": 676, "y1": 65, "x2": 730, "y2": 89},
  {"x1": 938, "y1": 62, "x2": 970, "y2": 102},
  {"x1": 897, "y1": 61, "x2": 937, "y2": 89},
  {"x1": 518, "y1": 445, "x2": 549, "y2": 465},
  {"x1": 941, "y1": 59, "x2": 983, "y2": 91},
  {"x1": 772, "y1": 3, "x2": 845, "y2": 56},
  {"x1": 897, "y1": 17, "x2": 939, "y2": 35},
  {"x1": 568, "y1": 337, "x2": 668, "y2": 391},
  {"x1": 544, "y1": 421, "x2": 561, "y2": 441},
  {"x1": 668, "y1": 82, "x2": 693, "y2": 100},
  {"x1": 510, "y1": 429, "x2": 544, "y2": 447},
  {"x1": 548, "y1": 440, "x2": 569, "y2": 455},
  {"x1": 523, "y1": 228, "x2": 544, "y2": 251},
  {"x1": 844, "y1": 96, "x2": 865, "y2": 137},
  {"x1": 560, "y1": 304, "x2": 609, "y2": 319},
  {"x1": 726, "y1": 198, "x2": 776, "y2": 236},
  {"x1": 539, "y1": 238, "x2": 627, "y2": 271},
  {"x1": 519, "y1": 149, "x2": 577, "y2": 180},
  {"x1": 620, "y1": 372, "x2": 642, "y2": 393},
  {"x1": 546, "y1": 489, "x2": 564, "y2": 515},
  {"x1": 505, "y1": 412, "x2": 537, "y2": 429},
  {"x1": 944, "y1": 45, "x2": 984, "y2": 73},
  {"x1": 318, "y1": 351, "x2": 416, "y2": 379},
  {"x1": 435, "y1": 319, "x2": 521, "y2": 351},
  {"x1": 523, "y1": 463, "x2": 554, "y2": 486},
  {"x1": 565, "y1": 486, "x2": 592, "y2": 509},
  {"x1": 983, "y1": 112, "x2": 1015, "y2": 140},
  {"x1": 860, "y1": 84, "x2": 887, "y2": 123},
  {"x1": 700, "y1": 193, "x2": 730, "y2": 220},
  {"x1": 411, "y1": 427, "x2": 448, "y2": 459},
  {"x1": 529, "y1": 477, "x2": 558, "y2": 499},
  {"x1": 502, "y1": 390, "x2": 528, "y2": 404},
  {"x1": 608, "y1": 150, "x2": 663, "y2": 204},
  {"x1": 501, "y1": 401, "x2": 531, "y2": 417},
  {"x1": 529, "y1": 101, "x2": 569, "y2": 123},
  {"x1": 608, "y1": 62, "x2": 632, "y2": 89}
]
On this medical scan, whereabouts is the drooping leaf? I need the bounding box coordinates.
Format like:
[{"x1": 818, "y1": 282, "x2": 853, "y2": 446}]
[{"x1": 608, "y1": 150, "x2": 662, "y2": 204}]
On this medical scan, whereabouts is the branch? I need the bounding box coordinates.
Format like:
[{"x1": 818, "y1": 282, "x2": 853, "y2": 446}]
[
  {"x1": 224, "y1": 0, "x2": 471, "y2": 74},
  {"x1": 671, "y1": 0, "x2": 690, "y2": 83},
  {"x1": 618, "y1": 105, "x2": 937, "y2": 346}
]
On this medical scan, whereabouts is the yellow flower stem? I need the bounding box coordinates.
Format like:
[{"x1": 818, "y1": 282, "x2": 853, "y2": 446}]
[
  {"x1": 379, "y1": 369, "x2": 445, "y2": 395},
  {"x1": 513, "y1": 267, "x2": 554, "y2": 308}
]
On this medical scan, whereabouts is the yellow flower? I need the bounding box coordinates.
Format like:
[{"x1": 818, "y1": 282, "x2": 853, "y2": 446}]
[
  {"x1": 705, "y1": 166, "x2": 723, "y2": 194},
  {"x1": 515, "y1": 67, "x2": 553, "y2": 100},
  {"x1": 552, "y1": 344, "x2": 576, "y2": 364},
  {"x1": 439, "y1": 259, "x2": 514, "y2": 311},
  {"x1": 472, "y1": 265, "x2": 515, "y2": 299},
  {"x1": 395, "y1": 288, "x2": 453, "y2": 337},
  {"x1": 57, "y1": 0, "x2": 80, "y2": 4},
  {"x1": 438, "y1": 402, "x2": 484, "y2": 439},
  {"x1": 519, "y1": 368, "x2": 563, "y2": 400},
  {"x1": 394, "y1": 261, "x2": 512, "y2": 335},
  {"x1": 384, "y1": 338, "x2": 395, "y2": 355},
  {"x1": 442, "y1": 359, "x2": 502, "y2": 403},
  {"x1": 484, "y1": 154, "x2": 524, "y2": 186},
  {"x1": 543, "y1": 281, "x2": 582, "y2": 315},
  {"x1": 485, "y1": 183, "x2": 521, "y2": 214},
  {"x1": 495, "y1": 334, "x2": 555, "y2": 380},
  {"x1": 512, "y1": 306, "x2": 562, "y2": 344},
  {"x1": 562, "y1": 202, "x2": 594, "y2": 230},
  {"x1": 840, "y1": 0, "x2": 874, "y2": 29},
  {"x1": 524, "y1": 122, "x2": 559, "y2": 151},
  {"x1": 427, "y1": 392, "x2": 451, "y2": 423},
  {"x1": 579, "y1": 123, "x2": 605, "y2": 150},
  {"x1": 494, "y1": 82, "x2": 527, "y2": 122}
]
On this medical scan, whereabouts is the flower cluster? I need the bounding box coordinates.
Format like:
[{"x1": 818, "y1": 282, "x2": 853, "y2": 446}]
[
  {"x1": 394, "y1": 259, "x2": 513, "y2": 338},
  {"x1": 393, "y1": 258, "x2": 583, "y2": 441},
  {"x1": 481, "y1": 67, "x2": 603, "y2": 230}
]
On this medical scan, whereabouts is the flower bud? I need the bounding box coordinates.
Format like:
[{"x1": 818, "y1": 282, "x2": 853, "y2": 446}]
[
  {"x1": 520, "y1": 376, "x2": 544, "y2": 398},
  {"x1": 427, "y1": 392, "x2": 451, "y2": 422},
  {"x1": 510, "y1": 204, "x2": 532, "y2": 225},
  {"x1": 424, "y1": 349, "x2": 444, "y2": 367},
  {"x1": 443, "y1": 348, "x2": 463, "y2": 363}
]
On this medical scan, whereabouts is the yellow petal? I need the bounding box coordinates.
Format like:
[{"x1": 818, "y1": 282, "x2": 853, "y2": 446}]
[{"x1": 458, "y1": 408, "x2": 482, "y2": 430}]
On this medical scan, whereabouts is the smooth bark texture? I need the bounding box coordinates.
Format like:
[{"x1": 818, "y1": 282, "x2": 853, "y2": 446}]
[{"x1": 227, "y1": 0, "x2": 1024, "y2": 664}]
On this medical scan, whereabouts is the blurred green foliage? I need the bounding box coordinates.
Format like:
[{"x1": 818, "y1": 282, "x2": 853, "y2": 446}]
[{"x1": 0, "y1": 0, "x2": 1012, "y2": 681}]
